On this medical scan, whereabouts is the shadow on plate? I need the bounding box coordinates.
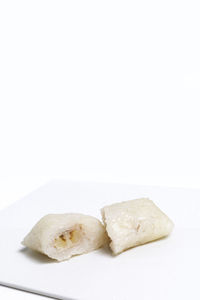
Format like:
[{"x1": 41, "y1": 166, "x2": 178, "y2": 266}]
[
  {"x1": 19, "y1": 247, "x2": 56, "y2": 264},
  {"x1": 97, "y1": 244, "x2": 113, "y2": 257}
]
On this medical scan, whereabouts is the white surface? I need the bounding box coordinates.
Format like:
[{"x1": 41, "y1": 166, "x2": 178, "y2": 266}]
[
  {"x1": 0, "y1": 180, "x2": 200, "y2": 300},
  {"x1": 0, "y1": 0, "x2": 200, "y2": 191}
]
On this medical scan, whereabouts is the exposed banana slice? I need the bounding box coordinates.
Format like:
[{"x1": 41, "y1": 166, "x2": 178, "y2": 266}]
[
  {"x1": 22, "y1": 213, "x2": 106, "y2": 261},
  {"x1": 101, "y1": 198, "x2": 174, "y2": 255}
]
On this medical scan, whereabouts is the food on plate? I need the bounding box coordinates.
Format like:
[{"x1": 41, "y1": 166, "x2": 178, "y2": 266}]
[
  {"x1": 101, "y1": 198, "x2": 174, "y2": 254},
  {"x1": 22, "y1": 213, "x2": 106, "y2": 261}
]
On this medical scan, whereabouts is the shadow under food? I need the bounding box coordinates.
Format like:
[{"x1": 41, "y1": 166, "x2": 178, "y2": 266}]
[
  {"x1": 19, "y1": 247, "x2": 56, "y2": 264},
  {"x1": 97, "y1": 243, "x2": 113, "y2": 256}
]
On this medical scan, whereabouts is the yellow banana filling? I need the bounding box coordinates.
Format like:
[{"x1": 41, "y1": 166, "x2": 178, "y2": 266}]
[{"x1": 54, "y1": 228, "x2": 81, "y2": 249}]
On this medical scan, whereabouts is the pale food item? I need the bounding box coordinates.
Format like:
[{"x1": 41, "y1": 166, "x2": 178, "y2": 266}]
[
  {"x1": 22, "y1": 213, "x2": 106, "y2": 261},
  {"x1": 101, "y1": 198, "x2": 174, "y2": 254}
]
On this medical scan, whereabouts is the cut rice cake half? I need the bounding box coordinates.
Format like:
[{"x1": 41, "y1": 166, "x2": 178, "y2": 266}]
[
  {"x1": 101, "y1": 198, "x2": 174, "y2": 255},
  {"x1": 22, "y1": 213, "x2": 106, "y2": 261}
]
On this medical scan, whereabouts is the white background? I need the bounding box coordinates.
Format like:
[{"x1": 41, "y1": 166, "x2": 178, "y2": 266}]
[{"x1": 0, "y1": 0, "x2": 200, "y2": 299}]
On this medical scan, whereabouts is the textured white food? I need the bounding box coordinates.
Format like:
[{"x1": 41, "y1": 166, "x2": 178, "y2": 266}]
[
  {"x1": 22, "y1": 213, "x2": 106, "y2": 261},
  {"x1": 101, "y1": 198, "x2": 174, "y2": 254}
]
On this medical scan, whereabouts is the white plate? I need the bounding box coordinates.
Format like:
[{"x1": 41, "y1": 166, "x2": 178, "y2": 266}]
[{"x1": 0, "y1": 180, "x2": 199, "y2": 300}]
